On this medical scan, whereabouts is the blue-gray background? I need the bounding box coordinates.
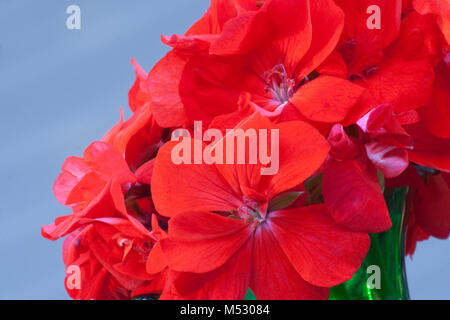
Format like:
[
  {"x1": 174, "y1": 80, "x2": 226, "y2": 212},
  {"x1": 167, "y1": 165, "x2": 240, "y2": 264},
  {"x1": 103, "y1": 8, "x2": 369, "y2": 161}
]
[{"x1": 0, "y1": 0, "x2": 448, "y2": 299}]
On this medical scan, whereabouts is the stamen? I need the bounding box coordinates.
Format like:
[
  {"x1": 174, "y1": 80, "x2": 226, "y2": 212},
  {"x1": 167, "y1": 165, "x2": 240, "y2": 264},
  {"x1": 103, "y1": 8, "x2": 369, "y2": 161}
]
[
  {"x1": 264, "y1": 64, "x2": 296, "y2": 103},
  {"x1": 243, "y1": 196, "x2": 260, "y2": 209}
]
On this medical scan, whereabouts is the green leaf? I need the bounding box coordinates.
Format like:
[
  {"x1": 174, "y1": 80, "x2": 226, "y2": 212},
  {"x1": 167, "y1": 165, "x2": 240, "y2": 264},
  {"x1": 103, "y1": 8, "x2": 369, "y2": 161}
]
[
  {"x1": 267, "y1": 192, "x2": 302, "y2": 212},
  {"x1": 133, "y1": 294, "x2": 160, "y2": 300},
  {"x1": 377, "y1": 170, "x2": 385, "y2": 193},
  {"x1": 244, "y1": 288, "x2": 256, "y2": 300}
]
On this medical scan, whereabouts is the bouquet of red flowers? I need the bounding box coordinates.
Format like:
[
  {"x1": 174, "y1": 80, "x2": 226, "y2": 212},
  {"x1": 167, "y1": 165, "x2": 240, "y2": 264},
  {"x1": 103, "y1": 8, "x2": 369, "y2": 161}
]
[{"x1": 42, "y1": 0, "x2": 450, "y2": 300}]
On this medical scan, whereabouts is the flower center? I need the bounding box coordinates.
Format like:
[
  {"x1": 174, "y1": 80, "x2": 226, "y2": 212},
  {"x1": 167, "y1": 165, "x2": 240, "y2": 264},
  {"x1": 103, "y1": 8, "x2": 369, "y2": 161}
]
[
  {"x1": 227, "y1": 196, "x2": 264, "y2": 231},
  {"x1": 264, "y1": 64, "x2": 296, "y2": 104},
  {"x1": 255, "y1": 1, "x2": 264, "y2": 8}
]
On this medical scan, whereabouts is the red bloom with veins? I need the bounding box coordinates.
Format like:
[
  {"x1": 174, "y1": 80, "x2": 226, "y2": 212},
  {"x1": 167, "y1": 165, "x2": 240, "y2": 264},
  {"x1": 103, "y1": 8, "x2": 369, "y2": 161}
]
[
  {"x1": 323, "y1": 103, "x2": 449, "y2": 235},
  {"x1": 322, "y1": 102, "x2": 421, "y2": 234},
  {"x1": 413, "y1": 0, "x2": 450, "y2": 44},
  {"x1": 356, "y1": 104, "x2": 418, "y2": 178},
  {"x1": 408, "y1": 171, "x2": 450, "y2": 250},
  {"x1": 43, "y1": 141, "x2": 168, "y2": 299},
  {"x1": 63, "y1": 215, "x2": 167, "y2": 300},
  {"x1": 147, "y1": 0, "x2": 365, "y2": 127},
  {"x1": 151, "y1": 114, "x2": 370, "y2": 300},
  {"x1": 335, "y1": 0, "x2": 403, "y2": 74},
  {"x1": 104, "y1": 60, "x2": 166, "y2": 171},
  {"x1": 323, "y1": 124, "x2": 391, "y2": 234},
  {"x1": 321, "y1": 6, "x2": 450, "y2": 232},
  {"x1": 44, "y1": 141, "x2": 136, "y2": 237},
  {"x1": 417, "y1": 63, "x2": 450, "y2": 139},
  {"x1": 128, "y1": 58, "x2": 151, "y2": 112},
  {"x1": 330, "y1": 3, "x2": 450, "y2": 178},
  {"x1": 387, "y1": 165, "x2": 450, "y2": 255},
  {"x1": 337, "y1": 4, "x2": 438, "y2": 125}
]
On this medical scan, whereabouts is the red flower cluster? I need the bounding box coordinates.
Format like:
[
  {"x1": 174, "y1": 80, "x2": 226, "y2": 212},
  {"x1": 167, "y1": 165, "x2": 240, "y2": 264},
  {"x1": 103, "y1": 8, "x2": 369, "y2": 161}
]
[{"x1": 43, "y1": 0, "x2": 450, "y2": 299}]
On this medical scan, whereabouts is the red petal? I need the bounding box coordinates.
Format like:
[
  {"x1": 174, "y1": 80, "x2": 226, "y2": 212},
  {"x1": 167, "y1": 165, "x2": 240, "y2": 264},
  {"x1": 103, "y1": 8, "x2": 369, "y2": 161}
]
[
  {"x1": 407, "y1": 123, "x2": 450, "y2": 172},
  {"x1": 328, "y1": 124, "x2": 360, "y2": 161},
  {"x1": 357, "y1": 104, "x2": 393, "y2": 132},
  {"x1": 391, "y1": 12, "x2": 444, "y2": 65},
  {"x1": 151, "y1": 141, "x2": 243, "y2": 217},
  {"x1": 185, "y1": 7, "x2": 214, "y2": 35},
  {"x1": 211, "y1": 0, "x2": 314, "y2": 66},
  {"x1": 250, "y1": 224, "x2": 329, "y2": 299},
  {"x1": 265, "y1": 0, "x2": 312, "y2": 69},
  {"x1": 43, "y1": 180, "x2": 135, "y2": 240},
  {"x1": 53, "y1": 142, "x2": 134, "y2": 208},
  {"x1": 295, "y1": 0, "x2": 345, "y2": 78},
  {"x1": 418, "y1": 64, "x2": 450, "y2": 139},
  {"x1": 323, "y1": 159, "x2": 392, "y2": 233},
  {"x1": 128, "y1": 59, "x2": 149, "y2": 112},
  {"x1": 210, "y1": 113, "x2": 330, "y2": 200},
  {"x1": 147, "y1": 51, "x2": 189, "y2": 127},
  {"x1": 267, "y1": 120, "x2": 330, "y2": 197},
  {"x1": 210, "y1": 10, "x2": 268, "y2": 56},
  {"x1": 179, "y1": 54, "x2": 243, "y2": 124},
  {"x1": 291, "y1": 76, "x2": 365, "y2": 123},
  {"x1": 365, "y1": 141, "x2": 409, "y2": 178},
  {"x1": 406, "y1": 218, "x2": 430, "y2": 256},
  {"x1": 359, "y1": 59, "x2": 435, "y2": 113},
  {"x1": 146, "y1": 241, "x2": 167, "y2": 275},
  {"x1": 205, "y1": 0, "x2": 261, "y2": 34},
  {"x1": 212, "y1": 113, "x2": 273, "y2": 199},
  {"x1": 336, "y1": 0, "x2": 402, "y2": 73},
  {"x1": 413, "y1": 0, "x2": 450, "y2": 44},
  {"x1": 53, "y1": 160, "x2": 87, "y2": 206},
  {"x1": 414, "y1": 173, "x2": 450, "y2": 239},
  {"x1": 135, "y1": 159, "x2": 154, "y2": 185},
  {"x1": 161, "y1": 211, "x2": 251, "y2": 273},
  {"x1": 103, "y1": 106, "x2": 150, "y2": 154},
  {"x1": 162, "y1": 240, "x2": 252, "y2": 300},
  {"x1": 317, "y1": 52, "x2": 349, "y2": 79},
  {"x1": 83, "y1": 142, "x2": 133, "y2": 181},
  {"x1": 161, "y1": 34, "x2": 217, "y2": 52},
  {"x1": 269, "y1": 205, "x2": 370, "y2": 287}
]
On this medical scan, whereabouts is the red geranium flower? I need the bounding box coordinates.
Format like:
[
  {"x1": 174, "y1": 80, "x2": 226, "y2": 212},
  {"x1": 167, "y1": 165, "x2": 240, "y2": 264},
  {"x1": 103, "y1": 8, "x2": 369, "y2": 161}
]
[
  {"x1": 128, "y1": 58, "x2": 151, "y2": 112},
  {"x1": 62, "y1": 201, "x2": 167, "y2": 300},
  {"x1": 413, "y1": 0, "x2": 450, "y2": 44},
  {"x1": 43, "y1": 0, "x2": 450, "y2": 300},
  {"x1": 43, "y1": 139, "x2": 168, "y2": 299},
  {"x1": 336, "y1": 5, "x2": 439, "y2": 125},
  {"x1": 405, "y1": 122, "x2": 450, "y2": 172},
  {"x1": 319, "y1": 2, "x2": 450, "y2": 236},
  {"x1": 387, "y1": 165, "x2": 450, "y2": 255},
  {"x1": 356, "y1": 104, "x2": 418, "y2": 178},
  {"x1": 146, "y1": 0, "x2": 365, "y2": 128},
  {"x1": 104, "y1": 60, "x2": 166, "y2": 171},
  {"x1": 151, "y1": 114, "x2": 370, "y2": 299},
  {"x1": 417, "y1": 63, "x2": 450, "y2": 139},
  {"x1": 335, "y1": 0, "x2": 403, "y2": 74},
  {"x1": 43, "y1": 141, "x2": 136, "y2": 239},
  {"x1": 322, "y1": 123, "x2": 392, "y2": 233}
]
